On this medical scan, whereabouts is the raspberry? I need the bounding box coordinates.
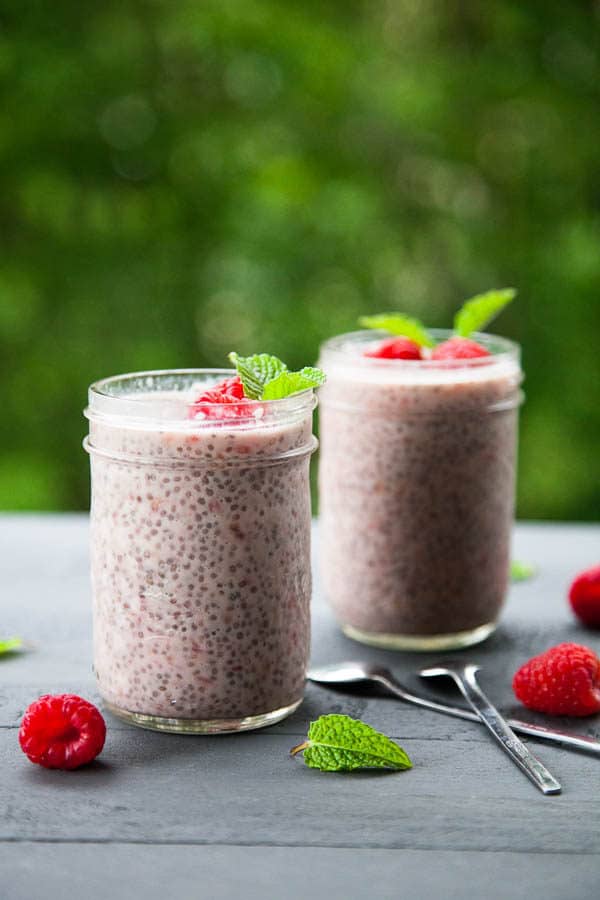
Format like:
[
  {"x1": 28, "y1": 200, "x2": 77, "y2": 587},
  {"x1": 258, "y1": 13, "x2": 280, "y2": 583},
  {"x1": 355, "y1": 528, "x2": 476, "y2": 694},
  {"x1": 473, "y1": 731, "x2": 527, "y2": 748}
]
[
  {"x1": 569, "y1": 565, "x2": 600, "y2": 628},
  {"x1": 189, "y1": 376, "x2": 252, "y2": 420},
  {"x1": 430, "y1": 337, "x2": 491, "y2": 360},
  {"x1": 19, "y1": 694, "x2": 106, "y2": 769},
  {"x1": 512, "y1": 643, "x2": 600, "y2": 717},
  {"x1": 364, "y1": 337, "x2": 423, "y2": 360}
]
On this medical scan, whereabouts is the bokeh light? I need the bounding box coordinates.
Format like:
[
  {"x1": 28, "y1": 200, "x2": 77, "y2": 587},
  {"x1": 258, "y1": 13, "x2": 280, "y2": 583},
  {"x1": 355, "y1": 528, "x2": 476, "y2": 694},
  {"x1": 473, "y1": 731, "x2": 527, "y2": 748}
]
[{"x1": 0, "y1": 0, "x2": 598, "y2": 518}]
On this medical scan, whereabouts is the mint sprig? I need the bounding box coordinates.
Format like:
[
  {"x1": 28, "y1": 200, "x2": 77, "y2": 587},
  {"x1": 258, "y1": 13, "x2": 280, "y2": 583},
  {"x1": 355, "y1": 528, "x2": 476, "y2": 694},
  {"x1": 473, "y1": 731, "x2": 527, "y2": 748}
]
[
  {"x1": 290, "y1": 714, "x2": 412, "y2": 772},
  {"x1": 229, "y1": 352, "x2": 325, "y2": 400},
  {"x1": 454, "y1": 288, "x2": 516, "y2": 338},
  {"x1": 359, "y1": 313, "x2": 435, "y2": 348},
  {"x1": 228, "y1": 352, "x2": 287, "y2": 399},
  {"x1": 0, "y1": 637, "x2": 23, "y2": 656},
  {"x1": 262, "y1": 367, "x2": 325, "y2": 399}
]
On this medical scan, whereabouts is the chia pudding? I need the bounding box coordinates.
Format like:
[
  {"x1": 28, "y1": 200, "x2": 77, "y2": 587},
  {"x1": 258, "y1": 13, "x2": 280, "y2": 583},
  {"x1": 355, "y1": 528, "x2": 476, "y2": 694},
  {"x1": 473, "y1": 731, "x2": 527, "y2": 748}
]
[
  {"x1": 318, "y1": 330, "x2": 523, "y2": 650},
  {"x1": 84, "y1": 370, "x2": 317, "y2": 732}
]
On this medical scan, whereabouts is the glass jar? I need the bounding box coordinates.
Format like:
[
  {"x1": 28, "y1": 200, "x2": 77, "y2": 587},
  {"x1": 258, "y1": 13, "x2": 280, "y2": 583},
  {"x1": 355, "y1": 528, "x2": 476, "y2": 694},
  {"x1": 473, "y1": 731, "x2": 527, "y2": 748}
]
[
  {"x1": 84, "y1": 370, "x2": 317, "y2": 733},
  {"x1": 318, "y1": 330, "x2": 523, "y2": 651}
]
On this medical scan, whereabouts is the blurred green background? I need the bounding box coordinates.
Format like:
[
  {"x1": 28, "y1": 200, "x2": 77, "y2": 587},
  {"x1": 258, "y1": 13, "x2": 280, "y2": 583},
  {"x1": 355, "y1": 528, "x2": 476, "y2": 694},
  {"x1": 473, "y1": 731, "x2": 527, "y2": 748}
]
[{"x1": 1, "y1": 0, "x2": 598, "y2": 518}]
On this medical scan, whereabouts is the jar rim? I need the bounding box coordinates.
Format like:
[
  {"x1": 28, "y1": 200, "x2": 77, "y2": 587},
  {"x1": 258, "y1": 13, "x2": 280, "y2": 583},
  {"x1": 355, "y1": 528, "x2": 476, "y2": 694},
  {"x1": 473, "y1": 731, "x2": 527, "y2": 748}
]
[
  {"x1": 319, "y1": 328, "x2": 520, "y2": 368},
  {"x1": 85, "y1": 368, "x2": 316, "y2": 429},
  {"x1": 90, "y1": 368, "x2": 233, "y2": 401}
]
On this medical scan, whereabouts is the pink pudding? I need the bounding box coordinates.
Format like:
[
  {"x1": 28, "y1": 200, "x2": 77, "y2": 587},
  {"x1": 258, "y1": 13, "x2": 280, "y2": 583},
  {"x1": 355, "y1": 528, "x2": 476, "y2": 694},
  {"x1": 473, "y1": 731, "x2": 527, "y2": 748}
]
[
  {"x1": 318, "y1": 330, "x2": 523, "y2": 650},
  {"x1": 84, "y1": 370, "x2": 317, "y2": 732}
]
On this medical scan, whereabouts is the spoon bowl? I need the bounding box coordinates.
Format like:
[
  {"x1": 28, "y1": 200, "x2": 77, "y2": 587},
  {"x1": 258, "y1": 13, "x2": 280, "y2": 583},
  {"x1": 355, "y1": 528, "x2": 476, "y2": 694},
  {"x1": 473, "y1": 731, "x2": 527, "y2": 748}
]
[
  {"x1": 306, "y1": 661, "x2": 600, "y2": 757},
  {"x1": 421, "y1": 661, "x2": 481, "y2": 680},
  {"x1": 307, "y1": 662, "x2": 383, "y2": 685}
]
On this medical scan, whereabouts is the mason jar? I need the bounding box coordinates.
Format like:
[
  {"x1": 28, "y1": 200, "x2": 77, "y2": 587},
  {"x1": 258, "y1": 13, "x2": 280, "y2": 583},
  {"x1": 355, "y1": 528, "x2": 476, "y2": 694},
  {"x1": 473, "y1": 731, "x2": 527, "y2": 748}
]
[
  {"x1": 318, "y1": 330, "x2": 523, "y2": 651},
  {"x1": 84, "y1": 370, "x2": 317, "y2": 733}
]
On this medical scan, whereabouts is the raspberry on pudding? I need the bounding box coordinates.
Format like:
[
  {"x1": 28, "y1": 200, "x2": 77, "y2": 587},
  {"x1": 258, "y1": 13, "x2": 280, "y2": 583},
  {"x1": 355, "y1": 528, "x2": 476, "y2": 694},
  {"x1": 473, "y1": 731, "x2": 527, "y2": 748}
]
[
  {"x1": 431, "y1": 336, "x2": 491, "y2": 360},
  {"x1": 363, "y1": 337, "x2": 423, "y2": 360},
  {"x1": 189, "y1": 376, "x2": 252, "y2": 420}
]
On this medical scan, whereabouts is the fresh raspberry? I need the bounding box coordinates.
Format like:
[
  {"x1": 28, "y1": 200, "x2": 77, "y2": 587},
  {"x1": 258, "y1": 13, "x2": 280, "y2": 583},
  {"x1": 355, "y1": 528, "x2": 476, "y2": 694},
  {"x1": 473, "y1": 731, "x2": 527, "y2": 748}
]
[
  {"x1": 19, "y1": 694, "x2": 106, "y2": 769},
  {"x1": 189, "y1": 376, "x2": 252, "y2": 420},
  {"x1": 569, "y1": 565, "x2": 600, "y2": 628},
  {"x1": 194, "y1": 375, "x2": 245, "y2": 403},
  {"x1": 430, "y1": 337, "x2": 491, "y2": 360},
  {"x1": 512, "y1": 643, "x2": 600, "y2": 717},
  {"x1": 364, "y1": 337, "x2": 423, "y2": 360}
]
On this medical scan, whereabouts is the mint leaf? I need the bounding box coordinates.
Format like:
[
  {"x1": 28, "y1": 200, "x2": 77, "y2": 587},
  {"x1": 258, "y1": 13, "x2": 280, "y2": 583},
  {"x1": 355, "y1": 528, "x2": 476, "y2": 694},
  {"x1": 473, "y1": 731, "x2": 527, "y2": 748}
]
[
  {"x1": 290, "y1": 714, "x2": 412, "y2": 772},
  {"x1": 358, "y1": 313, "x2": 434, "y2": 348},
  {"x1": 454, "y1": 288, "x2": 516, "y2": 337},
  {"x1": 0, "y1": 637, "x2": 23, "y2": 656},
  {"x1": 228, "y1": 352, "x2": 287, "y2": 399},
  {"x1": 229, "y1": 352, "x2": 325, "y2": 400},
  {"x1": 511, "y1": 560, "x2": 536, "y2": 582},
  {"x1": 261, "y1": 367, "x2": 326, "y2": 400}
]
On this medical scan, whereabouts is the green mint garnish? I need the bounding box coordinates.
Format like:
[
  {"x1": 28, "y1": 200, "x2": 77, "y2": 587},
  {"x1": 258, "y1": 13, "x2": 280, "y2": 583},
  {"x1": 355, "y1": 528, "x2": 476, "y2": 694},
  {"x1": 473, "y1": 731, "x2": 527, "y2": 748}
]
[
  {"x1": 229, "y1": 352, "x2": 325, "y2": 400},
  {"x1": 261, "y1": 367, "x2": 325, "y2": 400},
  {"x1": 0, "y1": 637, "x2": 23, "y2": 656},
  {"x1": 290, "y1": 714, "x2": 412, "y2": 772},
  {"x1": 228, "y1": 352, "x2": 288, "y2": 400},
  {"x1": 453, "y1": 288, "x2": 516, "y2": 338},
  {"x1": 511, "y1": 560, "x2": 537, "y2": 582},
  {"x1": 358, "y1": 313, "x2": 435, "y2": 348}
]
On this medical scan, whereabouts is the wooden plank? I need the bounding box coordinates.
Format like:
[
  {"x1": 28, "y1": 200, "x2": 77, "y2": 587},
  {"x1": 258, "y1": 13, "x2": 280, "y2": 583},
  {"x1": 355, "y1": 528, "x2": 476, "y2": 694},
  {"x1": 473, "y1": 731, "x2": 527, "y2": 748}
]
[
  {"x1": 3, "y1": 844, "x2": 600, "y2": 900},
  {"x1": 2, "y1": 727, "x2": 600, "y2": 851},
  {"x1": 1, "y1": 515, "x2": 600, "y2": 878}
]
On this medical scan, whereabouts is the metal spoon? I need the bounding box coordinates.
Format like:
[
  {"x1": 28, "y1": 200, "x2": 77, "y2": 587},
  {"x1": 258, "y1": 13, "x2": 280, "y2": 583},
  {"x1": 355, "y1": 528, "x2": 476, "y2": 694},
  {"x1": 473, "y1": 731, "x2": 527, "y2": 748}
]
[
  {"x1": 420, "y1": 661, "x2": 561, "y2": 795},
  {"x1": 307, "y1": 661, "x2": 600, "y2": 756}
]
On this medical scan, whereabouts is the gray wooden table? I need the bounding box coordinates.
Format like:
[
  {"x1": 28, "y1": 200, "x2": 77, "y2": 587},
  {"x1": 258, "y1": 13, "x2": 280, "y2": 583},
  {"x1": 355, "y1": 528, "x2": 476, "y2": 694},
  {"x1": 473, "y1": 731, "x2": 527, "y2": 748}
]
[{"x1": 1, "y1": 515, "x2": 600, "y2": 899}]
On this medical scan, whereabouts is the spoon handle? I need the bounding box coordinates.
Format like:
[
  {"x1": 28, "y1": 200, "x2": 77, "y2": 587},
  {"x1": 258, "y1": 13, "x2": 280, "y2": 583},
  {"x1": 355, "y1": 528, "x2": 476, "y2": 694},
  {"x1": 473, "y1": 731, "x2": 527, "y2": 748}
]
[
  {"x1": 458, "y1": 667, "x2": 561, "y2": 795},
  {"x1": 378, "y1": 675, "x2": 600, "y2": 755}
]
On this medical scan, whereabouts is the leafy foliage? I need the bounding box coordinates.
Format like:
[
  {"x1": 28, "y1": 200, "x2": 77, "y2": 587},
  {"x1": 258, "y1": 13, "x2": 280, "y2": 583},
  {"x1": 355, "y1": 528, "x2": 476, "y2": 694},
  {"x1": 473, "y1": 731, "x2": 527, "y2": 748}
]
[{"x1": 0, "y1": 1, "x2": 598, "y2": 518}]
